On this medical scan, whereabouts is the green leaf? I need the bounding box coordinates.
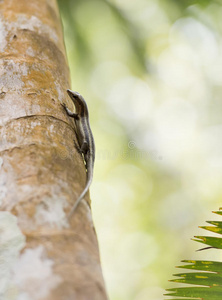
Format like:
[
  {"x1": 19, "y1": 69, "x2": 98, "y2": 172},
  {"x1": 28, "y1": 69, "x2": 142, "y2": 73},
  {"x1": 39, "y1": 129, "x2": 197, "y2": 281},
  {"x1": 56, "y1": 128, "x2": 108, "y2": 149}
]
[
  {"x1": 200, "y1": 222, "x2": 222, "y2": 235},
  {"x1": 170, "y1": 272, "x2": 222, "y2": 286},
  {"x1": 165, "y1": 286, "x2": 222, "y2": 299},
  {"x1": 179, "y1": 260, "x2": 222, "y2": 273},
  {"x1": 192, "y1": 236, "x2": 222, "y2": 249}
]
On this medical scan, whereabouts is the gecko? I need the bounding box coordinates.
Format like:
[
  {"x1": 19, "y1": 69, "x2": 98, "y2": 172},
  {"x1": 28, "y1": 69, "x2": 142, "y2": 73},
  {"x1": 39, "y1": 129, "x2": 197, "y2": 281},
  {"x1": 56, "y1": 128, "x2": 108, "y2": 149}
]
[{"x1": 62, "y1": 89, "x2": 95, "y2": 219}]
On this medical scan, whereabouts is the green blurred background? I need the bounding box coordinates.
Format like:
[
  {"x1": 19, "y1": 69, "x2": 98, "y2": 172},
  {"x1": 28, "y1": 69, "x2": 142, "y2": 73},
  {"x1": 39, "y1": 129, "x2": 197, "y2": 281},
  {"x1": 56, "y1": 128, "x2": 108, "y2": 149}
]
[{"x1": 58, "y1": 0, "x2": 222, "y2": 299}]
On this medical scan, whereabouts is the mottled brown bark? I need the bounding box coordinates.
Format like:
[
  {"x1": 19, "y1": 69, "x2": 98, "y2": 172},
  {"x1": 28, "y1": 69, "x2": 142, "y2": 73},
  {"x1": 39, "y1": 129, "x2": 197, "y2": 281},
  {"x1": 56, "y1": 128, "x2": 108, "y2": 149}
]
[{"x1": 0, "y1": 0, "x2": 108, "y2": 299}]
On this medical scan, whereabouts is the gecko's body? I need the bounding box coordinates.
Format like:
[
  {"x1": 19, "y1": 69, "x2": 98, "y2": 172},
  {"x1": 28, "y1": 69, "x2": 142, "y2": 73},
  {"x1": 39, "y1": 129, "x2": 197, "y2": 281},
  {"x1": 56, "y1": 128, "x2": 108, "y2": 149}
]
[{"x1": 63, "y1": 89, "x2": 95, "y2": 219}]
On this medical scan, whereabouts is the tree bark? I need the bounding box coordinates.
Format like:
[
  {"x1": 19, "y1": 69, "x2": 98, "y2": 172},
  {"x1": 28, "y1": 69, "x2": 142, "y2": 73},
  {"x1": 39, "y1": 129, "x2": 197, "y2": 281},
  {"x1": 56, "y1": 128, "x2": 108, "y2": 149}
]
[{"x1": 0, "y1": 1, "x2": 108, "y2": 299}]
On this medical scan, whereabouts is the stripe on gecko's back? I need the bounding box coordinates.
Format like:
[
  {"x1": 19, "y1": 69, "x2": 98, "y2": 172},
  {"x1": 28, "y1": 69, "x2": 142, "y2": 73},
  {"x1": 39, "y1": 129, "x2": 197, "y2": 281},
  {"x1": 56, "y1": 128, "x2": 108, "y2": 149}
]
[
  {"x1": 79, "y1": 115, "x2": 95, "y2": 162},
  {"x1": 80, "y1": 116, "x2": 90, "y2": 144},
  {"x1": 74, "y1": 95, "x2": 89, "y2": 118}
]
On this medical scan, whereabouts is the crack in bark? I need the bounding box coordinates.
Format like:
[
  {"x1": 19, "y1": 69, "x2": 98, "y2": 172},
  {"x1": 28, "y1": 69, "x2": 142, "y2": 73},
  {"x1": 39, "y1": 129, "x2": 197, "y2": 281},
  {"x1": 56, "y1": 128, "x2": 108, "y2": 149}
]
[{"x1": 9, "y1": 114, "x2": 75, "y2": 130}]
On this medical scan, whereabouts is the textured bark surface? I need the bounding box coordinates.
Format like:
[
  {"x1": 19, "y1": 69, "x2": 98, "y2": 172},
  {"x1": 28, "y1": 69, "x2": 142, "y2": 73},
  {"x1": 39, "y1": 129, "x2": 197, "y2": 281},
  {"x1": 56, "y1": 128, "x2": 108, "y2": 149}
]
[{"x1": 0, "y1": 0, "x2": 108, "y2": 299}]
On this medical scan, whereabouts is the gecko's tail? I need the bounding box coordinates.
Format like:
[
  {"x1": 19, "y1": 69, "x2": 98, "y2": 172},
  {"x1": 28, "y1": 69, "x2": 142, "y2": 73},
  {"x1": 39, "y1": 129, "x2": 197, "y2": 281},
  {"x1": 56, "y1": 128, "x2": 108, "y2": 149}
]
[{"x1": 68, "y1": 167, "x2": 93, "y2": 220}]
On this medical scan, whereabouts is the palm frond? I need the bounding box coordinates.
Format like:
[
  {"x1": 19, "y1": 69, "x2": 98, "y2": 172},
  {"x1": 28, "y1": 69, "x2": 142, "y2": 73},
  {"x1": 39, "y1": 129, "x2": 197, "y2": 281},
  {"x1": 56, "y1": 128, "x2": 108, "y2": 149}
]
[{"x1": 165, "y1": 209, "x2": 222, "y2": 300}]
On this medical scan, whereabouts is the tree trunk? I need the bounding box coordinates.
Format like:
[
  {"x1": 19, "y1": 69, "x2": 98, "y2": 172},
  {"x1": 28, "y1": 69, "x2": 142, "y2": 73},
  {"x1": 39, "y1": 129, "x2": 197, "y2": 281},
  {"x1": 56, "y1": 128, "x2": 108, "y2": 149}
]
[{"x1": 0, "y1": 1, "x2": 108, "y2": 299}]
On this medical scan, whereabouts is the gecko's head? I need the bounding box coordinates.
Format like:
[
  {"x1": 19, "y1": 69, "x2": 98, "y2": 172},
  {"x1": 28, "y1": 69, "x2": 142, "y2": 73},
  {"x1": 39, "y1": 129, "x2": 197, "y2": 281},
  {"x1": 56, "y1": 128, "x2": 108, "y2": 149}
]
[
  {"x1": 67, "y1": 89, "x2": 80, "y2": 100},
  {"x1": 66, "y1": 89, "x2": 86, "y2": 109}
]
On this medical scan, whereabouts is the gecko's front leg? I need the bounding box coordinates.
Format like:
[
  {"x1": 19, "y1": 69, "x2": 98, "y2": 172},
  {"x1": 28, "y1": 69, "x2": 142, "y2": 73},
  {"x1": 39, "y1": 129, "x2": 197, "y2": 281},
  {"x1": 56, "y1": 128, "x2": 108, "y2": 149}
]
[{"x1": 61, "y1": 103, "x2": 78, "y2": 119}]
